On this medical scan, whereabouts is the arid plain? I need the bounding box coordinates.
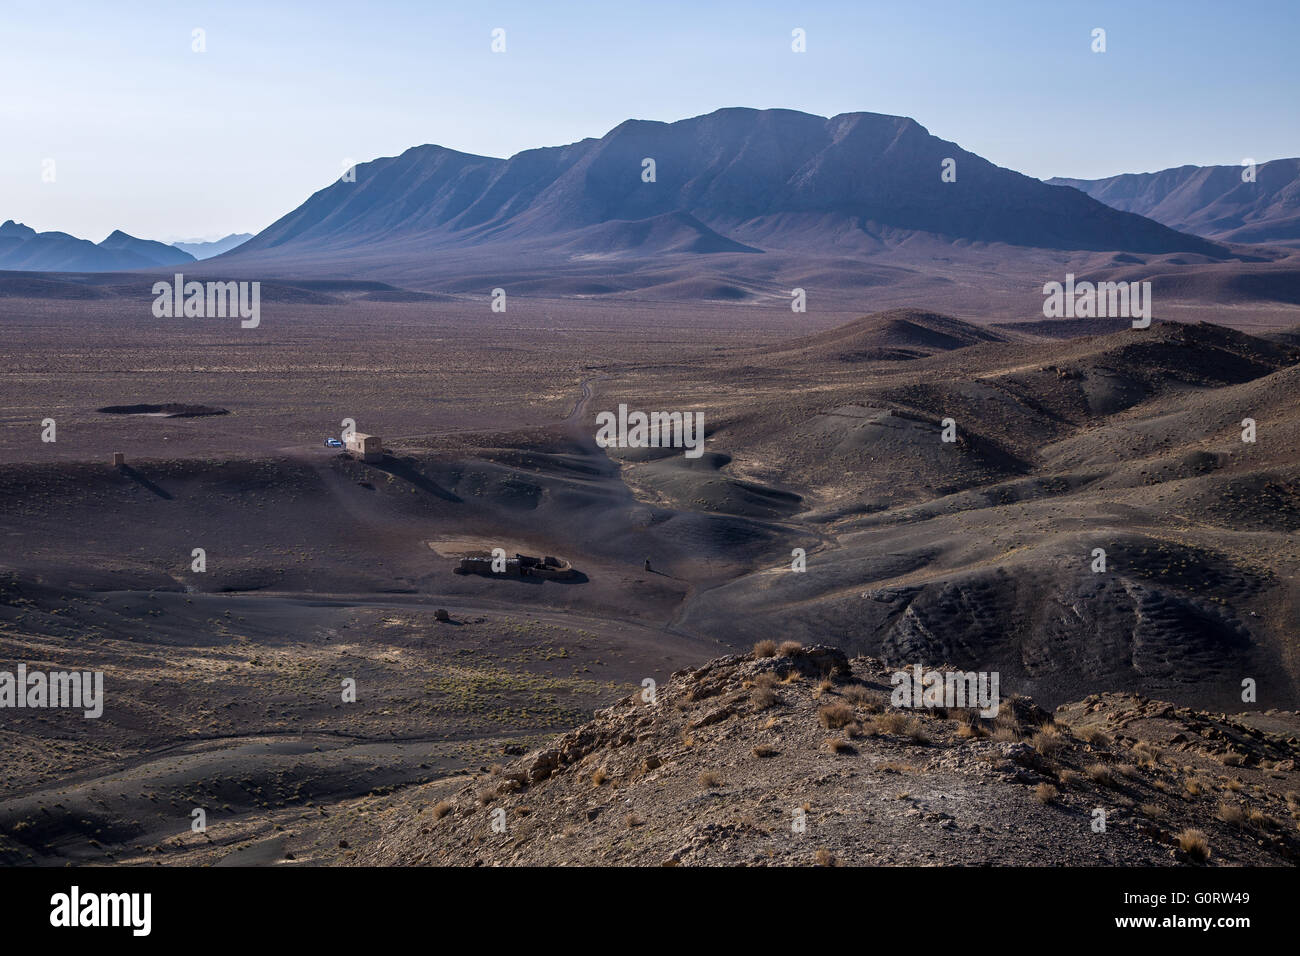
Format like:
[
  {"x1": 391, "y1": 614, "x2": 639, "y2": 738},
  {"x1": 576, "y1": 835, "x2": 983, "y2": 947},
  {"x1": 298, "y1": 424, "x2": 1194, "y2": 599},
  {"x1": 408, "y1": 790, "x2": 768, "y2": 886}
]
[{"x1": 1, "y1": 279, "x2": 1299, "y2": 865}]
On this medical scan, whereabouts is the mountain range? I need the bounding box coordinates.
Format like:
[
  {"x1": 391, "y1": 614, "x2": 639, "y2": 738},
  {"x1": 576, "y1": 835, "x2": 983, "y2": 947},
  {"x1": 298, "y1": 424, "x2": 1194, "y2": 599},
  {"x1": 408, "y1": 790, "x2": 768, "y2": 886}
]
[
  {"x1": 170, "y1": 233, "x2": 254, "y2": 260},
  {"x1": 1050, "y1": 158, "x2": 1300, "y2": 247},
  {"x1": 224, "y1": 107, "x2": 1225, "y2": 278},
  {"x1": 0, "y1": 220, "x2": 195, "y2": 272},
  {"x1": 7, "y1": 108, "x2": 1299, "y2": 307}
]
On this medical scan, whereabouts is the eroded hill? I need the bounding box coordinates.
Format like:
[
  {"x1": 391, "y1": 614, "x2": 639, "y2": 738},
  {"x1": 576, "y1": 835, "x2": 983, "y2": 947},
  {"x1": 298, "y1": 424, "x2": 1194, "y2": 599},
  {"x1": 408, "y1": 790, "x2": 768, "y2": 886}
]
[{"x1": 356, "y1": 644, "x2": 1300, "y2": 866}]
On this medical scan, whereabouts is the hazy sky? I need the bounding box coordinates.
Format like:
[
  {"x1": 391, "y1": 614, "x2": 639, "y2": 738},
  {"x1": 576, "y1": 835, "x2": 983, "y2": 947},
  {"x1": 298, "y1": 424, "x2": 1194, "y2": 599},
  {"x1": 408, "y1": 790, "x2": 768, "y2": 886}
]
[{"x1": 2, "y1": 0, "x2": 1296, "y2": 242}]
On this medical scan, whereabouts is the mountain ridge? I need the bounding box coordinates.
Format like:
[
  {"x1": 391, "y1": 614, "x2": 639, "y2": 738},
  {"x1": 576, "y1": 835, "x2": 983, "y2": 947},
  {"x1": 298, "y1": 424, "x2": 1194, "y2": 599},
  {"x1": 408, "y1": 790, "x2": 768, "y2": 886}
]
[
  {"x1": 1049, "y1": 158, "x2": 1300, "y2": 246},
  {"x1": 223, "y1": 107, "x2": 1228, "y2": 275},
  {"x1": 0, "y1": 220, "x2": 195, "y2": 272}
]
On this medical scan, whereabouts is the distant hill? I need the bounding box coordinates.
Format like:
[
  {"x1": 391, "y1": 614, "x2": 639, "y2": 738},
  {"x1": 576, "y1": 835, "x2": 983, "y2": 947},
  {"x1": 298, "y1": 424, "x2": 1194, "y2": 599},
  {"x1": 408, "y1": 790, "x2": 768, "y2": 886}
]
[
  {"x1": 1049, "y1": 159, "x2": 1300, "y2": 246},
  {"x1": 171, "y1": 233, "x2": 253, "y2": 260},
  {"x1": 769, "y1": 308, "x2": 1010, "y2": 362},
  {"x1": 222, "y1": 108, "x2": 1226, "y2": 283},
  {"x1": 0, "y1": 220, "x2": 195, "y2": 272}
]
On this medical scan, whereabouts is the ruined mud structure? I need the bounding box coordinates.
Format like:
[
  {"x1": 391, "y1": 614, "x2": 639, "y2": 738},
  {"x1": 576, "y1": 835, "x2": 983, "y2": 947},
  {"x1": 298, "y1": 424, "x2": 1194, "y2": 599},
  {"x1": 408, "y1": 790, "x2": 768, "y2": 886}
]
[{"x1": 455, "y1": 552, "x2": 574, "y2": 580}]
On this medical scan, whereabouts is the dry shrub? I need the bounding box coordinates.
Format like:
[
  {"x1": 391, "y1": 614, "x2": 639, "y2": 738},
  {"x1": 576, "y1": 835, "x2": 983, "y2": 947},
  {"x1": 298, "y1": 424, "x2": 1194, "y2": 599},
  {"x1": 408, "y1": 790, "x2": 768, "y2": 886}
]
[
  {"x1": 624, "y1": 812, "x2": 645, "y2": 828},
  {"x1": 752, "y1": 744, "x2": 778, "y2": 758},
  {"x1": 432, "y1": 801, "x2": 452, "y2": 819},
  {"x1": 904, "y1": 719, "x2": 930, "y2": 745},
  {"x1": 826, "y1": 737, "x2": 854, "y2": 755},
  {"x1": 872, "y1": 711, "x2": 908, "y2": 734},
  {"x1": 753, "y1": 639, "x2": 778, "y2": 658},
  {"x1": 591, "y1": 767, "x2": 609, "y2": 787},
  {"x1": 813, "y1": 848, "x2": 835, "y2": 867},
  {"x1": 1033, "y1": 783, "x2": 1059, "y2": 804},
  {"x1": 1085, "y1": 764, "x2": 1116, "y2": 788},
  {"x1": 843, "y1": 684, "x2": 874, "y2": 705},
  {"x1": 1058, "y1": 769, "x2": 1083, "y2": 788},
  {"x1": 819, "y1": 703, "x2": 856, "y2": 730},
  {"x1": 779, "y1": 640, "x2": 803, "y2": 657},
  {"x1": 1176, "y1": 828, "x2": 1210, "y2": 862},
  {"x1": 1248, "y1": 809, "x2": 1278, "y2": 830},
  {"x1": 1133, "y1": 741, "x2": 1162, "y2": 768},
  {"x1": 1031, "y1": 728, "x2": 1064, "y2": 757},
  {"x1": 1079, "y1": 727, "x2": 1111, "y2": 747},
  {"x1": 698, "y1": 770, "x2": 724, "y2": 789},
  {"x1": 1139, "y1": 803, "x2": 1165, "y2": 819},
  {"x1": 1215, "y1": 802, "x2": 1246, "y2": 825},
  {"x1": 751, "y1": 686, "x2": 778, "y2": 710}
]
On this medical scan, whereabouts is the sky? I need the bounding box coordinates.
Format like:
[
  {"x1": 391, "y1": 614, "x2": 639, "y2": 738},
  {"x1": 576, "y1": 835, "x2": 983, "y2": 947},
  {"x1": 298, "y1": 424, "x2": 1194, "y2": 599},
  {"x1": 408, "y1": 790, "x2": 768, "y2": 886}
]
[{"x1": 1, "y1": 0, "x2": 1297, "y2": 242}]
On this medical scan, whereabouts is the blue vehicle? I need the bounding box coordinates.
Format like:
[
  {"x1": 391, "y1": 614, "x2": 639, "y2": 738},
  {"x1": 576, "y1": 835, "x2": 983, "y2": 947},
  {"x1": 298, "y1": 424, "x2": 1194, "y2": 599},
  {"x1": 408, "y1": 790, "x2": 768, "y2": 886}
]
[{"x1": 324, "y1": 437, "x2": 344, "y2": 448}]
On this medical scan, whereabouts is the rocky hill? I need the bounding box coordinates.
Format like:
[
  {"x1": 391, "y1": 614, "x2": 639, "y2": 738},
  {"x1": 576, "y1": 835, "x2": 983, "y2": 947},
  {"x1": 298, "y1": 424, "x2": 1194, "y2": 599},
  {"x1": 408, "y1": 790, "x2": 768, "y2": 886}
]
[{"x1": 356, "y1": 644, "x2": 1300, "y2": 866}]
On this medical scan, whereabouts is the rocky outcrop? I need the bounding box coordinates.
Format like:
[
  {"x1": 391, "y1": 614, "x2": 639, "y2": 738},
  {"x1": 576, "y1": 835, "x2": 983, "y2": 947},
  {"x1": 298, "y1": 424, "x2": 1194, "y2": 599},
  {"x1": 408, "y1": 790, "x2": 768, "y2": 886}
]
[{"x1": 356, "y1": 645, "x2": 1300, "y2": 867}]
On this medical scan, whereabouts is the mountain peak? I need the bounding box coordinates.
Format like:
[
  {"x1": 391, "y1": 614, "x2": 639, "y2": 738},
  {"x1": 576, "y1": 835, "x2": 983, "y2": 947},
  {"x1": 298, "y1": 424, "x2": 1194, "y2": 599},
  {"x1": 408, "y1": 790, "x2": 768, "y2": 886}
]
[{"x1": 0, "y1": 220, "x2": 37, "y2": 240}]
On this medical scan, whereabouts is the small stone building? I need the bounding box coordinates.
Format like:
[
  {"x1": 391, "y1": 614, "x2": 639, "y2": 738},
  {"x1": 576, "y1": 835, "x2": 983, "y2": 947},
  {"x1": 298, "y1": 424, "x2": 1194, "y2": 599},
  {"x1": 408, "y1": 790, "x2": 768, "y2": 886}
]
[
  {"x1": 346, "y1": 432, "x2": 383, "y2": 462},
  {"x1": 455, "y1": 552, "x2": 574, "y2": 580}
]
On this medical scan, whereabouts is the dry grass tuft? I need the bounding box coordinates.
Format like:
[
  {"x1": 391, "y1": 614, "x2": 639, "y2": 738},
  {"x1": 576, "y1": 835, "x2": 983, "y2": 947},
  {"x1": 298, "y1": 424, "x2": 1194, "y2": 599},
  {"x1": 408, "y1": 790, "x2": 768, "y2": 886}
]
[
  {"x1": 432, "y1": 801, "x2": 452, "y2": 819},
  {"x1": 1085, "y1": 763, "x2": 1116, "y2": 788},
  {"x1": 872, "y1": 711, "x2": 909, "y2": 735},
  {"x1": 698, "y1": 770, "x2": 724, "y2": 789},
  {"x1": 752, "y1": 744, "x2": 778, "y2": 758},
  {"x1": 751, "y1": 686, "x2": 778, "y2": 710},
  {"x1": 1033, "y1": 783, "x2": 1059, "y2": 804},
  {"x1": 1176, "y1": 828, "x2": 1211, "y2": 862},
  {"x1": 753, "y1": 639, "x2": 778, "y2": 658},
  {"x1": 1079, "y1": 727, "x2": 1111, "y2": 747},
  {"x1": 1030, "y1": 728, "x2": 1064, "y2": 756},
  {"x1": 779, "y1": 640, "x2": 803, "y2": 657},
  {"x1": 1216, "y1": 802, "x2": 1246, "y2": 825},
  {"x1": 819, "y1": 702, "x2": 856, "y2": 730}
]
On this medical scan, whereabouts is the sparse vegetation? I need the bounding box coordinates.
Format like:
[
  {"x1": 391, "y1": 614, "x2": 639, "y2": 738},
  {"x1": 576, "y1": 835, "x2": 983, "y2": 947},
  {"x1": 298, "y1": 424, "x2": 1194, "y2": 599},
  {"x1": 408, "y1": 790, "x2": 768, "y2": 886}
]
[
  {"x1": 818, "y1": 702, "x2": 855, "y2": 730},
  {"x1": 698, "y1": 770, "x2": 724, "y2": 789},
  {"x1": 1176, "y1": 828, "x2": 1211, "y2": 862}
]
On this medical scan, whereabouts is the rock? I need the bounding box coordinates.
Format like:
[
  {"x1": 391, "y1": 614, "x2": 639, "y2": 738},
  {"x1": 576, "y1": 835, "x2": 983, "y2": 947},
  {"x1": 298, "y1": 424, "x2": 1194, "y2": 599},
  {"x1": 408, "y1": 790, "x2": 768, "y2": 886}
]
[{"x1": 528, "y1": 749, "x2": 562, "y2": 783}]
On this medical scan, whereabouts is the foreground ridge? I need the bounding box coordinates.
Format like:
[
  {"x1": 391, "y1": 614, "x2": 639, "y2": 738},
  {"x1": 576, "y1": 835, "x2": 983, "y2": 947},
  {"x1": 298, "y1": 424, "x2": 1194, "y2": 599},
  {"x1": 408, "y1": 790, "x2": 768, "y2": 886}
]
[{"x1": 358, "y1": 645, "x2": 1300, "y2": 867}]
